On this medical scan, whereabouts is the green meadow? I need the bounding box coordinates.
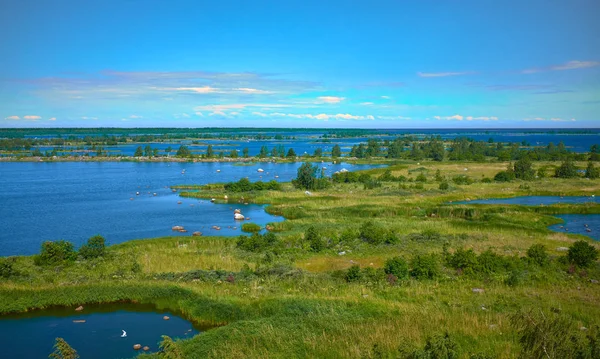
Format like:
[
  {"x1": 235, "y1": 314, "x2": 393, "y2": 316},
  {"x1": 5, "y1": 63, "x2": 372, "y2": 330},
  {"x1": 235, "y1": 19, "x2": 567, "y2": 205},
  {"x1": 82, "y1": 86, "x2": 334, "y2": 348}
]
[{"x1": 1, "y1": 160, "x2": 599, "y2": 358}]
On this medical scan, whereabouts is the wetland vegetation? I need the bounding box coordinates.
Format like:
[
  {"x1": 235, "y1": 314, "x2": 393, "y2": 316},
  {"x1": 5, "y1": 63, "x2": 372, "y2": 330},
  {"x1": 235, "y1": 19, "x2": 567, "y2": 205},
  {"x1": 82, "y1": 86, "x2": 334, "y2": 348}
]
[{"x1": 1, "y1": 129, "x2": 600, "y2": 358}]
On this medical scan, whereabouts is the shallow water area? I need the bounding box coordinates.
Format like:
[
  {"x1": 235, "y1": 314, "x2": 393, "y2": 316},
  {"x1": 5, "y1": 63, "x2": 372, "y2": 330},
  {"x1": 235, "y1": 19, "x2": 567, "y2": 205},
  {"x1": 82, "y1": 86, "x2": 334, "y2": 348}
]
[
  {"x1": 0, "y1": 161, "x2": 380, "y2": 256},
  {"x1": 0, "y1": 303, "x2": 206, "y2": 359},
  {"x1": 548, "y1": 214, "x2": 600, "y2": 241},
  {"x1": 456, "y1": 196, "x2": 599, "y2": 206}
]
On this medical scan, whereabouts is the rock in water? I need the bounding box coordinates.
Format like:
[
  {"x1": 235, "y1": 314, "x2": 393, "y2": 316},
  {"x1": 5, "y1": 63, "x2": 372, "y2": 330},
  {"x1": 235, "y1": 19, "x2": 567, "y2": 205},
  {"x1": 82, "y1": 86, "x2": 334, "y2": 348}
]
[
  {"x1": 133, "y1": 344, "x2": 142, "y2": 350},
  {"x1": 143, "y1": 346, "x2": 150, "y2": 351},
  {"x1": 163, "y1": 315, "x2": 170, "y2": 320},
  {"x1": 234, "y1": 213, "x2": 245, "y2": 220},
  {"x1": 192, "y1": 231, "x2": 202, "y2": 236},
  {"x1": 75, "y1": 306, "x2": 84, "y2": 311}
]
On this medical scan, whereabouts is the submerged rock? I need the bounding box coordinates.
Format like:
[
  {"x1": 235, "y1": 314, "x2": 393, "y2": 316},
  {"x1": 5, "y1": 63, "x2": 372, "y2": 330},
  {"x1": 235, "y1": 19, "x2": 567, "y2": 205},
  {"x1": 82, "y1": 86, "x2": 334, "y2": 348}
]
[{"x1": 143, "y1": 346, "x2": 150, "y2": 351}]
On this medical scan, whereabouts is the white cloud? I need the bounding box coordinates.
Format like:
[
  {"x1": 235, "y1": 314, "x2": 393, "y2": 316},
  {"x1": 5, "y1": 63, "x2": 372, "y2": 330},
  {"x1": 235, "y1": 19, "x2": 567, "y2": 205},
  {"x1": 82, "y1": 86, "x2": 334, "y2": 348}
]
[
  {"x1": 523, "y1": 60, "x2": 600, "y2": 74},
  {"x1": 23, "y1": 115, "x2": 41, "y2": 120},
  {"x1": 252, "y1": 112, "x2": 268, "y2": 117},
  {"x1": 209, "y1": 111, "x2": 227, "y2": 117},
  {"x1": 418, "y1": 71, "x2": 472, "y2": 78},
  {"x1": 317, "y1": 96, "x2": 345, "y2": 104},
  {"x1": 81, "y1": 116, "x2": 98, "y2": 120},
  {"x1": 551, "y1": 61, "x2": 599, "y2": 71},
  {"x1": 236, "y1": 88, "x2": 273, "y2": 94},
  {"x1": 360, "y1": 102, "x2": 374, "y2": 106},
  {"x1": 194, "y1": 103, "x2": 290, "y2": 112},
  {"x1": 48, "y1": 117, "x2": 56, "y2": 121},
  {"x1": 163, "y1": 86, "x2": 216, "y2": 93},
  {"x1": 4, "y1": 115, "x2": 20, "y2": 120},
  {"x1": 129, "y1": 115, "x2": 143, "y2": 119},
  {"x1": 435, "y1": 115, "x2": 497, "y2": 121},
  {"x1": 381, "y1": 96, "x2": 391, "y2": 99}
]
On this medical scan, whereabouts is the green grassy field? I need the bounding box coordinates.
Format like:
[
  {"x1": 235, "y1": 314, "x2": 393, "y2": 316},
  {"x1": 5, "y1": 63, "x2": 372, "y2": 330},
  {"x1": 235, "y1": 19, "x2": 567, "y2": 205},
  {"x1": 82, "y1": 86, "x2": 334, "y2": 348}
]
[{"x1": 1, "y1": 160, "x2": 599, "y2": 358}]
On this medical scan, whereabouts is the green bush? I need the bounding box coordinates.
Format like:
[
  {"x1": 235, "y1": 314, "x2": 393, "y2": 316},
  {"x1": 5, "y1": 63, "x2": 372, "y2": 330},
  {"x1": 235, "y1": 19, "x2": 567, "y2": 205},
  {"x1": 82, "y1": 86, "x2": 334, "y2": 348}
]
[
  {"x1": 224, "y1": 178, "x2": 281, "y2": 192},
  {"x1": 555, "y1": 159, "x2": 579, "y2": 178},
  {"x1": 494, "y1": 170, "x2": 515, "y2": 182},
  {"x1": 452, "y1": 175, "x2": 474, "y2": 185},
  {"x1": 447, "y1": 248, "x2": 478, "y2": 275},
  {"x1": 585, "y1": 161, "x2": 600, "y2": 179},
  {"x1": 345, "y1": 265, "x2": 362, "y2": 282},
  {"x1": 526, "y1": 244, "x2": 549, "y2": 266},
  {"x1": 236, "y1": 232, "x2": 278, "y2": 252},
  {"x1": 415, "y1": 173, "x2": 427, "y2": 182},
  {"x1": 384, "y1": 257, "x2": 409, "y2": 280},
  {"x1": 305, "y1": 226, "x2": 325, "y2": 252},
  {"x1": 476, "y1": 249, "x2": 507, "y2": 274},
  {"x1": 363, "y1": 179, "x2": 382, "y2": 190},
  {"x1": 241, "y1": 223, "x2": 261, "y2": 233},
  {"x1": 439, "y1": 181, "x2": 449, "y2": 190},
  {"x1": 0, "y1": 257, "x2": 17, "y2": 278},
  {"x1": 404, "y1": 332, "x2": 460, "y2": 359},
  {"x1": 567, "y1": 240, "x2": 599, "y2": 268},
  {"x1": 360, "y1": 221, "x2": 395, "y2": 245},
  {"x1": 410, "y1": 254, "x2": 440, "y2": 279},
  {"x1": 79, "y1": 235, "x2": 106, "y2": 259},
  {"x1": 35, "y1": 240, "x2": 77, "y2": 265}
]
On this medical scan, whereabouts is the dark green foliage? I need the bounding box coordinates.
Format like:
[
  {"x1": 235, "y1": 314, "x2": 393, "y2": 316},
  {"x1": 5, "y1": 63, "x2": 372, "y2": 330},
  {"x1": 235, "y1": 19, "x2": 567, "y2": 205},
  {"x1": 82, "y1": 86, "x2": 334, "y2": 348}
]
[
  {"x1": 35, "y1": 240, "x2": 76, "y2": 266},
  {"x1": 305, "y1": 226, "x2": 325, "y2": 252},
  {"x1": 452, "y1": 175, "x2": 474, "y2": 185},
  {"x1": 331, "y1": 144, "x2": 342, "y2": 158},
  {"x1": 293, "y1": 162, "x2": 330, "y2": 190},
  {"x1": 494, "y1": 170, "x2": 516, "y2": 182},
  {"x1": 435, "y1": 169, "x2": 444, "y2": 182},
  {"x1": 0, "y1": 257, "x2": 17, "y2": 278},
  {"x1": 241, "y1": 223, "x2": 261, "y2": 233},
  {"x1": 567, "y1": 240, "x2": 599, "y2": 268},
  {"x1": 555, "y1": 159, "x2": 579, "y2": 178},
  {"x1": 526, "y1": 244, "x2": 549, "y2": 266},
  {"x1": 224, "y1": 178, "x2": 281, "y2": 192},
  {"x1": 415, "y1": 173, "x2": 427, "y2": 182},
  {"x1": 175, "y1": 145, "x2": 191, "y2": 157},
  {"x1": 384, "y1": 257, "x2": 409, "y2": 280},
  {"x1": 286, "y1": 148, "x2": 297, "y2": 158},
  {"x1": 514, "y1": 156, "x2": 535, "y2": 180},
  {"x1": 410, "y1": 254, "x2": 440, "y2": 279},
  {"x1": 206, "y1": 144, "x2": 214, "y2": 158},
  {"x1": 408, "y1": 230, "x2": 442, "y2": 242},
  {"x1": 476, "y1": 250, "x2": 507, "y2": 275},
  {"x1": 134, "y1": 146, "x2": 143, "y2": 157},
  {"x1": 78, "y1": 235, "x2": 105, "y2": 259},
  {"x1": 345, "y1": 265, "x2": 362, "y2": 282},
  {"x1": 404, "y1": 332, "x2": 460, "y2": 359},
  {"x1": 585, "y1": 162, "x2": 600, "y2": 179},
  {"x1": 378, "y1": 170, "x2": 397, "y2": 182},
  {"x1": 447, "y1": 248, "x2": 478, "y2": 275},
  {"x1": 332, "y1": 171, "x2": 361, "y2": 183},
  {"x1": 363, "y1": 178, "x2": 382, "y2": 190},
  {"x1": 313, "y1": 148, "x2": 323, "y2": 157},
  {"x1": 360, "y1": 221, "x2": 396, "y2": 245},
  {"x1": 439, "y1": 181, "x2": 449, "y2": 190},
  {"x1": 159, "y1": 335, "x2": 183, "y2": 359},
  {"x1": 236, "y1": 232, "x2": 278, "y2": 252},
  {"x1": 49, "y1": 337, "x2": 79, "y2": 359}
]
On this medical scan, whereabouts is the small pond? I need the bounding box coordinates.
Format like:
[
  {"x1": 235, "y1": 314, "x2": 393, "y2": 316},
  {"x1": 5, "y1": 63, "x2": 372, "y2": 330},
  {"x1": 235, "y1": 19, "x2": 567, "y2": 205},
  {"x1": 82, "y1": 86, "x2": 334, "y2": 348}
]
[
  {"x1": 455, "y1": 196, "x2": 599, "y2": 206},
  {"x1": 0, "y1": 303, "x2": 208, "y2": 359},
  {"x1": 548, "y1": 214, "x2": 600, "y2": 241}
]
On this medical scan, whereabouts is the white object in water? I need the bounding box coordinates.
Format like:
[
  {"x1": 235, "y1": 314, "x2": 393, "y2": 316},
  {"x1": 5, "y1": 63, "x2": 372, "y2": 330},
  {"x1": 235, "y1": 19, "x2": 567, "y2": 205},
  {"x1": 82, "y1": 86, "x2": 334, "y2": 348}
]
[
  {"x1": 121, "y1": 330, "x2": 127, "y2": 338},
  {"x1": 257, "y1": 168, "x2": 264, "y2": 172}
]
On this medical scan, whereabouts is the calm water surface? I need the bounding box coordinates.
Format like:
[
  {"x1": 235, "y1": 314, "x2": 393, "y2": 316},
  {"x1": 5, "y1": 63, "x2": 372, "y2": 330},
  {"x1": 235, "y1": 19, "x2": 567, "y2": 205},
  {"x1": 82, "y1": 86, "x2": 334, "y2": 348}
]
[
  {"x1": 0, "y1": 161, "x2": 378, "y2": 256},
  {"x1": 548, "y1": 214, "x2": 600, "y2": 240},
  {"x1": 0, "y1": 303, "x2": 205, "y2": 359}
]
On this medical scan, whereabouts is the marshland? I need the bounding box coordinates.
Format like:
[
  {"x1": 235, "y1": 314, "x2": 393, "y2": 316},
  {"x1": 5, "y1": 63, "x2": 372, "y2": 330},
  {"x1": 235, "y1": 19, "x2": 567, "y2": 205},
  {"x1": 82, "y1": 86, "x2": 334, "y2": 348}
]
[{"x1": 1, "y1": 128, "x2": 599, "y2": 358}]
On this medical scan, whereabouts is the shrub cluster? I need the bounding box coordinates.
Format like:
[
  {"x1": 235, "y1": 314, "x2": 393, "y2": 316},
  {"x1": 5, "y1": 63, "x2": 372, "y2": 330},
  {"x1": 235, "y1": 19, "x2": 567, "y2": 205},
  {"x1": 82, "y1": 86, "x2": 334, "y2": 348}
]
[
  {"x1": 236, "y1": 232, "x2": 279, "y2": 252},
  {"x1": 241, "y1": 223, "x2": 261, "y2": 233},
  {"x1": 359, "y1": 221, "x2": 397, "y2": 245},
  {"x1": 224, "y1": 178, "x2": 281, "y2": 192}
]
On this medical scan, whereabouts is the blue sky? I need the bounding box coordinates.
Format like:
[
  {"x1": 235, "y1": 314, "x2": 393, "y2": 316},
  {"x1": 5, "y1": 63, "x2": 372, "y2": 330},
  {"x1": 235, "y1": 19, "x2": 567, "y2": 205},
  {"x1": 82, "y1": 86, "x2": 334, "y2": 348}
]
[{"x1": 1, "y1": 0, "x2": 599, "y2": 128}]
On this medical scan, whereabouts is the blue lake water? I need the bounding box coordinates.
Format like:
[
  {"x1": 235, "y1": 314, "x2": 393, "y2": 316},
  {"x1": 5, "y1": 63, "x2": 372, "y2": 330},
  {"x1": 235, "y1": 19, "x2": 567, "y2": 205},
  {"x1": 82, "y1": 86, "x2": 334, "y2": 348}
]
[
  {"x1": 25, "y1": 128, "x2": 600, "y2": 154},
  {"x1": 548, "y1": 214, "x2": 600, "y2": 241},
  {"x1": 0, "y1": 303, "x2": 204, "y2": 359},
  {"x1": 457, "y1": 196, "x2": 599, "y2": 206},
  {"x1": 0, "y1": 161, "x2": 378, "y2": 256}
]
